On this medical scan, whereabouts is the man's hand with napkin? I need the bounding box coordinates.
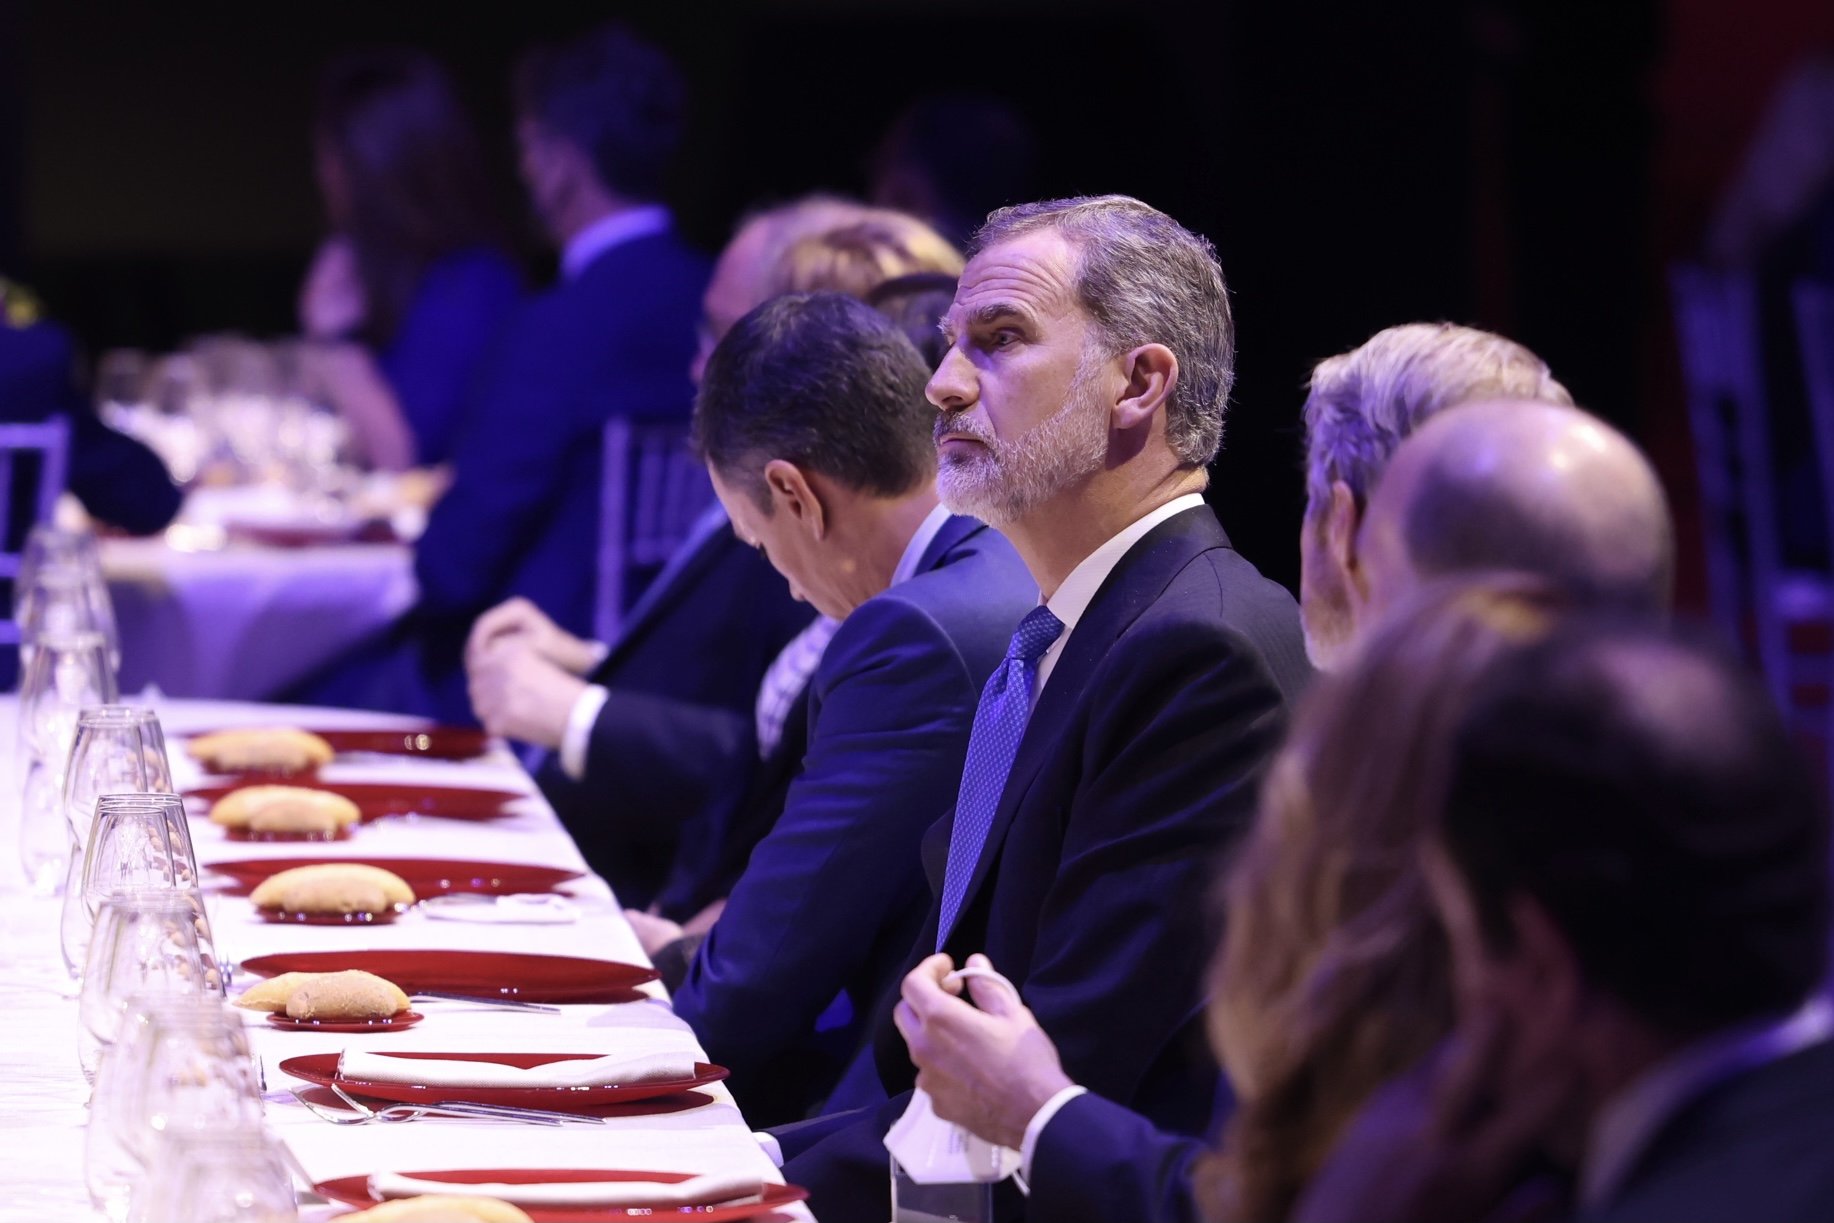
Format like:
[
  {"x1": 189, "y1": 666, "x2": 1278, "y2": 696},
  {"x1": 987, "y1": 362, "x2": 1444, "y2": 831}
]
[{"x1": 894, "y1": 953, "x2": 1075, "y2": 1151}]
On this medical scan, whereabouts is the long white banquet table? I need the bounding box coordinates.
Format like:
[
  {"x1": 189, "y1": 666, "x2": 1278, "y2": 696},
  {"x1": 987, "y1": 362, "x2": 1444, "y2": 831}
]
[{"x1": 0, "y1": 697, "x2": 813, "y2": 1223}]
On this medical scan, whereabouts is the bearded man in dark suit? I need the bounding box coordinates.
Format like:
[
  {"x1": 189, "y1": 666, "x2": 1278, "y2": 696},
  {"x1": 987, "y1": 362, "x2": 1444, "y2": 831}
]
[{"x1": 774, "y1": 195, "x2": 1311, "y2": 1221}]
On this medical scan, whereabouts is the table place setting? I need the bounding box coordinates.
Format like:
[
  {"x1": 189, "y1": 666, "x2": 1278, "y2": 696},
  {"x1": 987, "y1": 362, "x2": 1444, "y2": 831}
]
[{"x1": 0, "y1": 568, "x2": 814, "y2": 1223}]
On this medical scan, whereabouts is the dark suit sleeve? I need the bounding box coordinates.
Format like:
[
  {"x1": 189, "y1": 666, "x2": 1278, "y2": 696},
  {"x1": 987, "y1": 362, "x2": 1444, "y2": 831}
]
[
  {"x1": 1020, "y1": 616, "x2": 1286, "y2": 1108},
  {"x1": 672, "y1": 597, "x2": 975, "y2": 1087},
  {"x1": 1027, "y1": 1092, "x2": 1206, "y2": 1223},
  {"x1": 413, "y1": 303, "x2": 582, "y2": 620},
  {"x1": 66, "y1": 408, "x2": 183, "y2": 535},
  {"x1": 582, "y1": 690, "x2": 751, "y2": 840}
]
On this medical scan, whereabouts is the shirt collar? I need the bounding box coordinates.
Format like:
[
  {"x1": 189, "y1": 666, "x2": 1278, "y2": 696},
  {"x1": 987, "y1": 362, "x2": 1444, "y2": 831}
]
[
  {"x1": 892, "y1": 503, "x2": 955, "y2": 589},
  {"x1": 560, "y1": 205, "x2": 672, "y2": 281},
  {"x1": 1040, "y1": 493, "x2": 1207, "y2": 635},
  {"x1": 1582, "y1": 994, "x2": 1834, "y2": 1210}
]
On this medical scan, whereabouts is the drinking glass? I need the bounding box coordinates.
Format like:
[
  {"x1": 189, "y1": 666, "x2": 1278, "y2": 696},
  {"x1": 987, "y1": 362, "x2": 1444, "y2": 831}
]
[
  {"x1": 127, "y1": 1128, "x2": 298, "y2": 1223},
  {"x1": 76, "y1": 889, "x2": 221, "y2": 1082},
  {"x1": 85, "y1": 995, "x2": 260, "y2": 1222},
  {"x1": 58, "y1": 709, "x2": 179, "y2": 977},
  {"x1": 16, "y1": 631, "x2": 117, "y2": 891},
  {"x1": 65, "y1": 792, "x2": 212, "y2": 990},
  {"x1": 14, "y1": 524, "x2": 101, "y2": 615},
  {"x1": 17, "y1": 562, "x2": 119, "y2": 675}
]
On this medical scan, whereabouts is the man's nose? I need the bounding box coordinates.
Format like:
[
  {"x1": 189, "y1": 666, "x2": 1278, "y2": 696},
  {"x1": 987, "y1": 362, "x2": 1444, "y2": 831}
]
[{"x1": 926, "y1": 345, "x2": 975, "y2": 413}]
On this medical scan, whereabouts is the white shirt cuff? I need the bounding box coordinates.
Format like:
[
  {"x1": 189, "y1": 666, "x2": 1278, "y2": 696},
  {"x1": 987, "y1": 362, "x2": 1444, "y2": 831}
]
[
  {"x1": 559, "y1": 684, "x2": 610, "y2": 780},
  {"x1": 754, "y1": 1131, "x2": 784, "y2": 1169},
  {"x1": 1018, "y1": 1084, "x2": 1088, "y2": 1190}
]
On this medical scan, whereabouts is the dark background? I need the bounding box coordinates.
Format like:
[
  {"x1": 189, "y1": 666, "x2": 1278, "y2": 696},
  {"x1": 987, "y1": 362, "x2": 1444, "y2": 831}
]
[{"x1": 2, "y1": 0, "x2": 1830, "y2": 596}]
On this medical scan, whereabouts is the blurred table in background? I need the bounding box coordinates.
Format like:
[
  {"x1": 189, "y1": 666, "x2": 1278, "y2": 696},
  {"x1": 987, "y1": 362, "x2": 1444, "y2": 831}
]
[{"x1": 100, "y1": 485, "x2": 419, "y2": 701}]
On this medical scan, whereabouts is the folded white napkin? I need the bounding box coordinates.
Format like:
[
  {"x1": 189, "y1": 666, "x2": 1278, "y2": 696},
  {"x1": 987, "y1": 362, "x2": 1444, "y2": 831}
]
[
  {"x1": 419, "y1": 894, "x2": 579, "y2": 925},
  {"x1": 368, "y1": 1170, "x2": 765, "y2": 1209},
  {"x1": 338, "y1": 1050, "x2": 695, "y2": 1089}
]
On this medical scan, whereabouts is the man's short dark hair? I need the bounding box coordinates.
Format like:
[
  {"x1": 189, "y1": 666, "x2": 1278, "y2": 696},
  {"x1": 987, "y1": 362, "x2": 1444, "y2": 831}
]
[
  {"x1": 693, "y1": 292, "x2": 937, "y2": 508},
  {"x1": 1438, "y1": 619, "x2": 1829, "y2": 1037},
  {"x1": 515, "y1": 24, "x2": 685, "y2": 202}
]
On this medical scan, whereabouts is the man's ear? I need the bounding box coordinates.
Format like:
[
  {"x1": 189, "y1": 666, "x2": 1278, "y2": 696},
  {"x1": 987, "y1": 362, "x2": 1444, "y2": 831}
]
[
  {"x1": 1327, "y1": 480, "x2": 1364, "y2": 599},
  {"x1": 763, "y1": 459, "x2": 826, "y2": 541},
  {"x1": 1112, "y1": 343, "x2": 1178, "y2": 433},
  {"x1": 1504, "y1": 892, "x2": 1583, "y2": 1028}
]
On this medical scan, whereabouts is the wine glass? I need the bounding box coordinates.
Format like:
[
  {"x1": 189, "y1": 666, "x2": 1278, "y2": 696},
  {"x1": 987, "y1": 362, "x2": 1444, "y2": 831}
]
[
  {"x1": 17, "y1": 565, "x2": 118, "y2": 675},
  {"x1": 14, "y1": 525, "x2": 101, "y2": 615},
  {"x1": 127, "y1": 1128, "x2": 298, "y2": 1223},
  {"x1": 65, "y1": 793, "x2": 211, "y2": 988},
  {"x1": 85, "y1": 994, "x2": 259, "y2": 1222},
  {"x1": 76, "y1": 889, "x2": 220, "y2": 1082},
  {"x1": 16, "y1": 632, "x2": 117, "y2": 892}
]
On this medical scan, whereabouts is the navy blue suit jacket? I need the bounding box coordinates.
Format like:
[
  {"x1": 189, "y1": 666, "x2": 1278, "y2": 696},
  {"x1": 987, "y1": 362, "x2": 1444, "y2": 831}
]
[
  {"x1": 0, "y1": 318, "x2": 181, "y2": 536},
  {"x1": 1581, "y1": 1036, "x2": 1834, "y2": 1223},
  {"x1": 777, "y1": 504, "x2": 1311, "y2": 1222},
  {"x1": 672, "y1": 515, "x2": 1035, "y2": 1125},
  {"x1": 409, "y1": 228, "x2": 709, "y2": 716},
  {"x1": 539, "y1": 518, "x2": 812, "y2": 909},
  {"x1": 1028, "y1": 1091, "x2": 1207, "y2": 1223}
]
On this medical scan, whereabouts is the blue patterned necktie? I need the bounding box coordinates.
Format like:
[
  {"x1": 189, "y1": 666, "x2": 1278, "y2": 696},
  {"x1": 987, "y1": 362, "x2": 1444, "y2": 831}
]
[{"x1": 936, "y1": 605, "x2": 1065, "y2": 950}]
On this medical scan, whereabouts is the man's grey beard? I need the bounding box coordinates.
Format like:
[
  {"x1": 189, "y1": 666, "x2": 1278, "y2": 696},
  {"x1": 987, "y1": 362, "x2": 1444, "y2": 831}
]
[{"x1": 934, "y1": 358, "x2": 1111, "y2": 528}]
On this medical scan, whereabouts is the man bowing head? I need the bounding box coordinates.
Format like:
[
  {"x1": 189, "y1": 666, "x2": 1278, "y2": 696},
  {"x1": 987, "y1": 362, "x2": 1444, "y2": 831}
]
[{"x1": 778, "y1": 195, "x2": 1311, "y2": 1221}]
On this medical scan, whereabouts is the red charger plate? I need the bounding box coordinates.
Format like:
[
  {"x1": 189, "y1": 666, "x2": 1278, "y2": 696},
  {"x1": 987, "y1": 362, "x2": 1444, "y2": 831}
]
[
  {"x1": 186, "y1": 781, "x2": 524, "y2": 823},
  {"x1": 238, "y1": 949, "x2": 658, "y2": 1003},
  {"x1": 281, "y1": 1051, "x2": 729, "y2": 1109},
  {"x1": 187, "y1": 726, "x2": 490, "y2": 771},
  {"x1": 267, "y1": 1009, "x2": 422, "y2": 1033},
  {"x1": 315, "y1": 1168, "x2": 808, "y2": 1222},
  {"x1": 222, "y1": 825, "x2": 351, "y2": 843},
  {"x1": 256, "y1": 903, "x2": 410, "y2": 926},
  {"x1": 208, "y1": 857, "x2": 583, "y2": 897}
]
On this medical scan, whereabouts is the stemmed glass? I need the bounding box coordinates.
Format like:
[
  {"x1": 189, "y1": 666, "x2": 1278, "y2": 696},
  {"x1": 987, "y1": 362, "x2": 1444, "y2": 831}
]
[
  {"x1": 16, "y1": 632, "x2": 117, "y2": 893},
  {"x1": 126, "y1": 1129, "x2": 299, "y2": 1223},
  {"x1": 16, "y1": 529, "x2": 119, "y2": 675},
  {"x1": 57, "y1": 709, "x2": 176, "y2": 976},
  {"x1": 76, "y1": 888, "x2": 221, "y2": 1082},
  {"x1": 85, "y1": 994, "x2": 263, "y2": 1222},
  {"x1": 65, "y1": 792, "x2": 207, "y2": 987}
]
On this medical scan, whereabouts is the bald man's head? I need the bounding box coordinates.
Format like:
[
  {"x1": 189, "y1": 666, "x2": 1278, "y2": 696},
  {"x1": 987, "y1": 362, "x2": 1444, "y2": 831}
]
[{"x1": 1355, "y1": 400, "x2": 1674, "y2": 628}]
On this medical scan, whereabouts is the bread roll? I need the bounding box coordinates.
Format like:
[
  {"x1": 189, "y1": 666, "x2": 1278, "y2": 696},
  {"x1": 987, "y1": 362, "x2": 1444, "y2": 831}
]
[
  {"x1": 338, "y1": 1196, "x2": 532, "y2": 1223},
  {"x1": 251, "y1": 863, "x2": 415, "y2": 914},
  {"x1": 209, "y1": 785, "x2": 360, "y2": 834},
  {"x1": 231, "y1": 969, "x2": 409, "y2": 1020},
  {"x1": 189, "y1": 728, "x2": 334, "y2": 773}
]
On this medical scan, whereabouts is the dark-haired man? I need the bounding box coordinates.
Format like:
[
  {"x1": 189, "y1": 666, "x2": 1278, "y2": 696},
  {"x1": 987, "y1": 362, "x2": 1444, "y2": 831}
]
[
  {"x1": 326, "y1": 23, "x2": 710, "y2": 722},
  {"x1": 1297, "y1": 619, "x2": 1834, "y2": 1223},
  {"x1": 657, "y1": 291, "x2": 1034, "y2": 1123}
]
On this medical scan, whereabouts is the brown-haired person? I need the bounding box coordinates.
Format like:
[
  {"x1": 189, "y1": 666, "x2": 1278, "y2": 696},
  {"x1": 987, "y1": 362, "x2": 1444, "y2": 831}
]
[
  {"x1": 300, "y1": 48, "x2": 521, "y2": 471},
  {"x1": 1297, "y1": 616, "x2": 1834, "y2": 1223},
  {"x1": 896, "y1": 395, "x2": 1675, "y2": 1222}
]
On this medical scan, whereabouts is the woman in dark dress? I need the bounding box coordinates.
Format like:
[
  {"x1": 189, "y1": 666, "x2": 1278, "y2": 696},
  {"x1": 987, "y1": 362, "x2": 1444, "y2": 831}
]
[{"x1": 301, "y1": 49, "x2": 521, "y2": 471}]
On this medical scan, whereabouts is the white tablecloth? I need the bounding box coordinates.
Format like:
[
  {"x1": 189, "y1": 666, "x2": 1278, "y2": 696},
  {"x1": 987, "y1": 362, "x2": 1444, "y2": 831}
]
[
  {"x1": 100, "y1": 536, "x2": 416, "y2": 701},
  {"x1": 0, "y1": 697, "x2": 814, "y2": 1223}
]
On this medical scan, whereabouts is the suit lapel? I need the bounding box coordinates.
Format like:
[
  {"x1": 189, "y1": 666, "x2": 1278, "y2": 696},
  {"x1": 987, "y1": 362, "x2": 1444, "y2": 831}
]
[
  {"x1": 919, "y1": 514, "x2": 986, "y2": 575},
  {"x1": 945, "y1": 506, "x2": 1230, "y2": 936}
]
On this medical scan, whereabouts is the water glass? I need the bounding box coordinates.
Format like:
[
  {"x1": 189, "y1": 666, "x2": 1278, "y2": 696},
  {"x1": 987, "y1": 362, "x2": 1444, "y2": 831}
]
[
  {"x1": 127, "y1": 1128, "x2": 298, "y2": 1223},
  {"x1": 14, "y1": 524, "x2": 102, "y2": 615},
  {"x1": 64, "y1": 792, "x2": 210, "y2": 985},
  {"x1": 86, "y1": 995, "x2": 261, "y2": 1221},
  {"x1": 18, "y1": 564, "x2": 119, "y2": 675},
  {"x1": 58, "y1": 708, "x2": 179, "y2": 975},
  {"x1": 16, "y1": 631, "x2": 117, "y2": 890},
  {"x1": 77, "y1": 890, "x2": 221, "y2": 1082}
]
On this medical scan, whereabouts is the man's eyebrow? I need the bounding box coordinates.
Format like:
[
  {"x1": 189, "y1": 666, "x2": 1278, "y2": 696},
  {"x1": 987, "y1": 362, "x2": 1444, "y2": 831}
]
[{"x1": 968, "y1": 302, "x2": 1032, "y2": 329}]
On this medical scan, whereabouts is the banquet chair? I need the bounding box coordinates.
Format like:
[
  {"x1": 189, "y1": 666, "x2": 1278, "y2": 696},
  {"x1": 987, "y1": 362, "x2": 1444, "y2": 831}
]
[
  {"x1": 594, "y1": 416, "x2": 716, "y2": 643},
  {"x1": 0, "y1": 417, "x2": 72, "y2": 651},
  {"x1": 1668, "y1": 265, "x2": 1833, "y2": 730}
]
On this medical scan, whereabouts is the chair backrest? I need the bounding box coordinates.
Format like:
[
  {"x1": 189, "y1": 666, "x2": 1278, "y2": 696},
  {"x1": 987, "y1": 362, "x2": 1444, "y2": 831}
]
[
  {"x1": 0, "y1": 417, "x2": 72, "y2": 646},
  {"x1": 1668, "y1": 264, "x2": 1794, "y2": 706},
  {"x1": 595, "y1": 415, "x2": 715, "y2": 643},
  {"x1": 1793, "y1": 280, "x2": 1834, "y2": 582}
]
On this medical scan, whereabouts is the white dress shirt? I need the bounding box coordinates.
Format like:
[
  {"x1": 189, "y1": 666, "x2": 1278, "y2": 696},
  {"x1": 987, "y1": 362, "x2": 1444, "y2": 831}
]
[
  {"x1": 559, "y1": 204, "x2": 672, "y2": 281},
  {"x1": 1032, "y1": 493, "x2": 1208, "y2": 699}
]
